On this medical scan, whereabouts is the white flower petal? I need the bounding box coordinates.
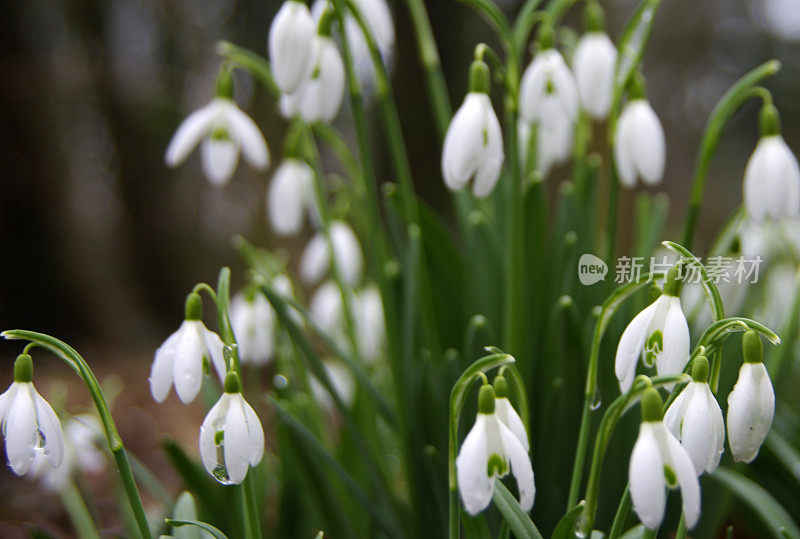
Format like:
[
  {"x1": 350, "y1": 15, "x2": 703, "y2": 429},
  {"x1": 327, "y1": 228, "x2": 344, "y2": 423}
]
[
  {"x1": 267, "y1": 159, "x2": 315, "y2": 236},
  {"x1": 442, "y1": 93, "x2": 495, "y2": 193},
  {"x1": 331, "y1": 221, "x2": 363, "y2": 287},
  {"x1": 614, "y1": 104, "x2": 638, "y2": 187},
  {"x1": 663, "y1": 424, "x2": 701, "y2": 528},
  {"x1": 663, "y1": 382, "x2": 691, "y2": 438},
  {"x1": 727, "y1": 362, "x2": 774, "y2": 463},
  {"x1": 680, "y1": 382, "x2": 722, "y2": 474},
  {"x1": 0, "y1": 382, "x2": 19, "y2": 423},
  {"x1": 225, "y1": 104, "x2": 270, "y2": 170},
  {"x1": 165, "y1": 102, "x2": 218, "y2": 167},
  {"x1": 573, "y1": 33, "x2": 617, "y2": 120},
  {"x1": 5, "y1": 383, "x2": 38, "y2": 475},
  {"x1": 300, "y1": 232, "x2": 330, "y2": 284},
  {"x1": 203, "y1": 327, "x2": 228, "y2": 383},
  {"x1": 629, "y1": 101, "x2": 666, "y2": 186},
  {"x1": 199, "y1": 395, "x2": 227, "y2": 478},
  {"x1": 201, "y1": 138, "x2": 240, "y2": 187},
  {"x1": 150, "y1": 327, "x2": 183, "y2": 402},
  {"x1": 34, "y1": 389, "x2": 65, "y2": 468},
  {"x1": 495, "y1": 398, "x2": 529, "y2": 452},
  {"x1": 240, "y1": 396, "x2": 265, "y2": 466},
  {"x1": 456, "y1": 414, "x2": 494, "y2": 515},
  {"x1": 269, "y1": 1, "x2": 316, "y2": 93},
  {"x1": 629, "y1": 423, "x2": 666, "y2": 529},
  {"x1": 498, "y1": 418, "x2": 535, "y2": 512},
  {"x1": 615, "y1": 299, "x2": 659, "y2": 392},
  {"x1": 223, "y1": 398, "x2": 251, "y2": 484},
  {"x1": 173, "y1": 321, "x2": 205, "y2": 404},
  {"x1": 656, "y1": 297, "x2": 690, "y2": 386}
]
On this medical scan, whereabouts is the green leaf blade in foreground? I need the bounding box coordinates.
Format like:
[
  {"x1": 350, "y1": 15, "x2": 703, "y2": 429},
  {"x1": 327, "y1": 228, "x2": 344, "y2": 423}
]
[
  {"x1": 166, "y1": 519, "x2": 229, "y2": 539},
  {"x1": 491, "y1": 479, "x2": 543, "y2": 539},
  {"x1": 709, "y1": 467, "x2": 800, "y2": 539}
]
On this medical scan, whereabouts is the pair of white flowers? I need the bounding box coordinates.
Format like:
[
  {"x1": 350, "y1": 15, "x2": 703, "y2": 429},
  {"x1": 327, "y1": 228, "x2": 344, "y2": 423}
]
[
  {"x1": 455, "y1": 377, "x2": 534, "y2": 515},
  {"x1": 149, "y1": 292, "x2": 264, "y2": 485}
]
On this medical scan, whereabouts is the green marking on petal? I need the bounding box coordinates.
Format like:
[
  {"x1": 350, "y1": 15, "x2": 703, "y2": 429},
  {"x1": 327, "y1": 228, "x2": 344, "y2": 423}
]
[
  {"x1": 664, "y1": 464, "x2": 677, "y2": 487},
  {"x1": 487, "y1": 453, "x2": 507, "y2": 478},
  {"x1": 644, "y1": 330, "x2": 663, "y2": 367},
  {"x1": 211, "y1": 127, "x2": 231, "y2": 141},
  {"x1": 215, "y1": 429, "x2": 224, "y2": 446}
]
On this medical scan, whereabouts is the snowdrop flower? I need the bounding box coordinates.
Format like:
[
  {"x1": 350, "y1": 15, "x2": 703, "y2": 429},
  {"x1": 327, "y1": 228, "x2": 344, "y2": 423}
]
[
  {"x1": 267, "y1": 159, "x2": 317, "y2": 236},
  {"x1": 355, "y1": 284, "x2": 385, "y2": 363},
  {"x1": 165, "y1": 75, "x2": 269, "y2": 186},
  {"x1": 269, "y1": 1, "x2": 316, "y2": 94},
  {"x1": 280, "y1": 34, "x2": 345, "y2": 123},
  {"x1": 31, "y1": 414, "x2": 105, "y2": 492},
  {"x1": 519, "y1": 44, "x2": 579, "y2": 127},
  {"x1": 300, "y1": 221, "x2": 364, "y2": 287},
  {"x1": 630, "y1": 387, "x2": 700, "y2": 529},
  {"x1": 727, "y1": 331, "x2": 774, "y2": 463},
  {"x1": 441, "y1": 60, "x2": 504, "y2": 198},
  {"x1": 743, "y1": 104, "x2": 800, "y2": 223},
  {"x1": 518, "y1": 118, "x2": 574, "y2": 177},
  {"x1": 199, "y1": 372, "x2": 264, "y2": 485},
  {"x1": 492, "y1": 375, "x2": 529, "y2": 452},
  {"x1": 663, "y1": 356, "x2": 724, "y2": 475},
  {"x1": 150, "y1": 292, "x2": 227, "y2": 404},
  {"x1": 311, "y1": 0, "x2": 395, "y2": 92},
  {"x1": 0, "y1": 354, "x2": 64, "y2": 476},
  {"x1": 573, "y1": 3, "x2": 617, "y2": 120},
  {"x1": 310, "y1": 280, "x2": 347, "y2": 338},
  {"x1": 615, "y1": 267, "x2": 690, "y2": 393},
  {"x1": 230, "y1": 290, "x2": 274, "y2": 366},
  {"x1": 614, "y1": 89, "x2": 665, "y2": 187},
  {"x1": 456, "y1": 384, "x2": 534, "y2": 515},
  {"x1": 310, "y1": 361, "x2": 356, "y2": 411}
]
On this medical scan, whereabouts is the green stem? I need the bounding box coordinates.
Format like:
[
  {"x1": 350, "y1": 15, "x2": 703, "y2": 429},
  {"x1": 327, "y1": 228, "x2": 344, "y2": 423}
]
[
  {"x1": 566, "y1": 271, "x2": 668, "y2": 509},
  {"x1": 243, "y1": 475, "x2": 261, "y2": 539},
  {"x1": 215, "y1": 41, "x2": 279, "y2": 97},
  {"x1": 676, "y1": 513, "x2": 688, "y2": 539},
  {"x1": 680, "y1": 60, "x2": 780, "y2": 250},
  {"x1": 449, "y1": 351, "x2": 516, "y2": 539},
  {"x1": 60, "y1": 481, "x2": 101, "y2": 539},
  {"x1": 579, "y1": 374, "x2": 687, "y2": 534},
  {"x1": 608, "y1": 485, "x2": 632, "y2": 539},
  {"x1": 401, "y1": 0, "x2": 451, "y2": 139},
  {"x1": 2, "y1": 330, "x2": 152, "y2": 539}
]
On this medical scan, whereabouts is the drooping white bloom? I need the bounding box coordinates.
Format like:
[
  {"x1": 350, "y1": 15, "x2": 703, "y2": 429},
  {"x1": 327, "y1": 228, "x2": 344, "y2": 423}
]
[
  {"x1": 267, "y1": 158, "x2": 317, "y2": 236},
  {"x1": 614, "y1": 99, "x2": 666, "y2": 187},
  {"x1": 280, "y1": 35, "x2": 345, "y2": 123},
  {"x1": 310, "y1": 361, "x2": 356, "y2": 411},
  {"x1": 493, "y1": 388, "x2": 529, "y2": 452},
  {"x1": 519, "y1": 49, "x2": 579, "y2": 126},
  {"x1": 727, "y1": 361, "x2": 774, "y2": 463},
  {"x1": 199, "y1": 380, "x2": 264, "y2": 485},
  {"x1": 310, "y1": 280, "x2": 346, "y2": 339},
  {"x1": 441, "y1": 93, "x2": 504, "y2": 198},
  {"x1": 615, "y1": 293, "x2": 690, "y2": 393},
  {"x1": 743, "y1": 135, "x2": 800, "y2": 223},
  {"x1": 572, "y1": 32, "x2": 617, "y2": 120},
  {"x1": 269, "y1": 1, "x2": 316, "y2": 94},
  {"x1": 230, "y1": 291, "x2": 274, "y2": 366},
  {"x1": 518, "y1": 118, "x2": 574, "y2": 177},
  {"x1": 165, "y1": 98, "x2": 269, "y2": 186},
  {"x1": 0, "y1": 377, "x2": 64, "y2": 476},
  {"x1": 355, "y1": 284, "x2": 385, "y2": 363},
  {"x1": 150, "y1": 315, "x2": 227, "y2": 404},
  {"x1": 31, "y1": 414, "x2": 105, "y2": 491},
  {"x1": 456, "y1": 385, "x2": 535, "y2": 515},
  {"x1": 300, "y1": 221, "x2": 364, "y2": 287},
  {"x1": 311, "y1": 0, "x2": 395, "y2": 92},
  {"x1": 664, "y1": 380, "x2": 724, "y2": 475},
  {"x1": 629, "y1": 421, "x2": 701, "y2": 529}
]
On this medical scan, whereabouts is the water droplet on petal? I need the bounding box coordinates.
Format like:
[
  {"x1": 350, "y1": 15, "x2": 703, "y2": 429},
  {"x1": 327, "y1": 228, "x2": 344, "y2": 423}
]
[
  {"x1": 590, "y1": 390, "x2": 602, "y2": 411},
  {"x1": 211, "y1": 429, "x2": 234, "y2": 485}
]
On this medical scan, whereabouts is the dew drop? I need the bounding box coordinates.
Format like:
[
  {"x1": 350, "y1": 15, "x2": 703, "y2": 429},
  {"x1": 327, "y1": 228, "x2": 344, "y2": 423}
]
[
  {"x1": 211, "y1": 429, "x2": 234, "y2": 485},
  {"x1": 590, "y1": 391, "x2": 602, "y2": 411},
  {"x1": 34, "y1": 429, "x2": 48, "y2": 456}
]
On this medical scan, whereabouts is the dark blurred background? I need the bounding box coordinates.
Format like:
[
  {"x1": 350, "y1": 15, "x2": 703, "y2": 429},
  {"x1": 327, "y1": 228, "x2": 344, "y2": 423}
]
[{"x1": 3, "y1": 0, "x2": 800, "y2": 351}]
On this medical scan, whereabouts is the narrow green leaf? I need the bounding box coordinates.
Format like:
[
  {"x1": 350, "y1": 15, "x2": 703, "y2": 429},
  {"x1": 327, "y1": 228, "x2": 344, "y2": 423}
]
[
  {"x1": 552, "y1": 501, "x2": 586, "y2": 539},
  {"x1": 166, "y1": 520, "x2": 228, "y2": 539},
  {"x1": 615, "y1": 0, "x2": 660, "y2": 92},
  {"x1": 661, "y1": 241, "x2": 725, "y2": 321},
  {"x1": 710, "y1": 467, "x2": 800, "y2": 539},
  {"x1": 491, "y1": 479, "x2": 543, "y2": 539}
]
